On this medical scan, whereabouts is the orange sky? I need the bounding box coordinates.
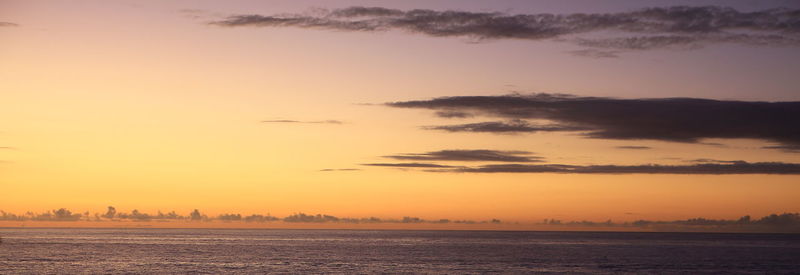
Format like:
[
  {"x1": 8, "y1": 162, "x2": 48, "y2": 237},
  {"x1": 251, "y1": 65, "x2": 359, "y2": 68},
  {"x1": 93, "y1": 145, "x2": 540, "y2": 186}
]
[{"x1": 1, "y1": 0, "x2": 800, "y2": 224}]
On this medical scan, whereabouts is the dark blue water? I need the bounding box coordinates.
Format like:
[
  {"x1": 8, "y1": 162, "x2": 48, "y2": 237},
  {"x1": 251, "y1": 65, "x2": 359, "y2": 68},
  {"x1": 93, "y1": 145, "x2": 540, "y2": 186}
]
[{"x1": 1, "y1": 228, "x2": 799, "y2": 274}]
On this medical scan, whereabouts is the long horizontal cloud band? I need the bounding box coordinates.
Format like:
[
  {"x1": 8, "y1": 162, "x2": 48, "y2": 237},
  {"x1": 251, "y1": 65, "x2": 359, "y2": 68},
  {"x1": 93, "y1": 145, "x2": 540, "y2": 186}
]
[
  {"x1": 209, "y1": 6, "x2": 800, "y2": 51},
  {"x1": 383, "y1": 149, "x2": 542, "y2": 162},
  {"x1": 387, "y1": 94, "x2": 800, "y2": 148},
  {"x1": 365, "y1": 161, "x2": 800, "y2": 175}
]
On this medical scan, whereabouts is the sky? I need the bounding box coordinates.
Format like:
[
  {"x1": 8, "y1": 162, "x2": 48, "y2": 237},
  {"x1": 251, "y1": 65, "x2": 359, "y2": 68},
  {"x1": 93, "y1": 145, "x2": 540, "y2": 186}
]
[{"x1": 1, "y1": 0, "x2": 800, "y2": 223}]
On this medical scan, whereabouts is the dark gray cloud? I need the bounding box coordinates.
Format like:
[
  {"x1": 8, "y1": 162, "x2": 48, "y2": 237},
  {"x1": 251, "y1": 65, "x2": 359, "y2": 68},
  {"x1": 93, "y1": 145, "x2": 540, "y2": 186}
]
[
  {"x1": 261, "y1": 119, "x2": 343, "y2": 124},
  {"x1": 209, "y1": 6, "x2": 800, "y2": 52},
  {"x1": 387, "y1": 93, "x2": 800, "y2": 148},
  {"x1": 438, "y1": 161, "x2": 800, "y2": 174},
  {"x1": 616, "y1": 146, "x2": 652, "y2": 150},
  {"x1": 0, "y1": 22, "x2": 18, "y2": 27},
  {"x1": 384, "y1": 149, "x2": 542, "y2": 162},
  {"x1": 435, "y1": 110, "x2": 474, "y2": 118},
  {"x1": 362, "y1": 162, "x2": 457, "y2": 168},
  {"x1": 424, "y1": 119, "x2": 585, "y2": 133}
]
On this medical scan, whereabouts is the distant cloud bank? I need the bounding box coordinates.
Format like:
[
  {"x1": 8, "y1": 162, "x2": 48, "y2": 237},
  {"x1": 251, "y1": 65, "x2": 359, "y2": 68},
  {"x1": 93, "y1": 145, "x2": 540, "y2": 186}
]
[
  {"x1": 209, "y1": 6, "x2": 800, "y2": 55},
  {"x1": 3, "y1": 208, "x2": 799, "y2": 233}
]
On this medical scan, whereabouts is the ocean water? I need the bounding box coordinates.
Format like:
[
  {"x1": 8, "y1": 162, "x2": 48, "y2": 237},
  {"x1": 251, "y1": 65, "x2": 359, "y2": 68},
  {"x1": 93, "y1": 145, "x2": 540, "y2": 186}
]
[{"x1": 1, "y1": 228, "x2": 799, "y2": 274}]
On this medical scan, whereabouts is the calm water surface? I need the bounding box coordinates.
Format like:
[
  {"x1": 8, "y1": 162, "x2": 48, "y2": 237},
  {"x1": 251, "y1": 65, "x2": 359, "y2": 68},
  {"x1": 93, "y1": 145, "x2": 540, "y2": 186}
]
[{"x1": 1, "y1": 228, "x2": 799, "y2": 274}]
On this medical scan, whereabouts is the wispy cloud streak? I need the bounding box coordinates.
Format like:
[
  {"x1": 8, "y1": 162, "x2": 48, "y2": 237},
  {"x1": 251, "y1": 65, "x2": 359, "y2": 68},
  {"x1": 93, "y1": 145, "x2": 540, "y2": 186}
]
[
  {"x1": 439, "y1": 161, "x2": 800, "y2": 174},
  {"x1": 261, "y1": 119, "x2": 343, "y2": 124},
  {"x1": 616, "y1": 146, "x2": 652, "y2": 150},
  {"x1": 210, "y1": 6, "x2": 800, "y2": 53},
  {"x1": 423, "y1": 119, "x2": 586, "y2": 134},
  {"x1": 319, "y1": 168, "x2": 361, "y2": 172},
  {"x1": 384, "y1": 149, "x2": 542, "y2": 162},
  {"x1": 362, "y1": 162, "x2": 457, "y2": 168},
  {"x1": 762, "y1": 145, "x2": 800, "y2": 153}
]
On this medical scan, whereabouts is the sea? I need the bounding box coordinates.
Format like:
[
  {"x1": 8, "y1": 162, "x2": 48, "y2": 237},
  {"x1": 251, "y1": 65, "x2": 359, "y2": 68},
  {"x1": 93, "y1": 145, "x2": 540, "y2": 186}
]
[{"x1": 1, "y1": 228, "x2": 799, "y2": 274}]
